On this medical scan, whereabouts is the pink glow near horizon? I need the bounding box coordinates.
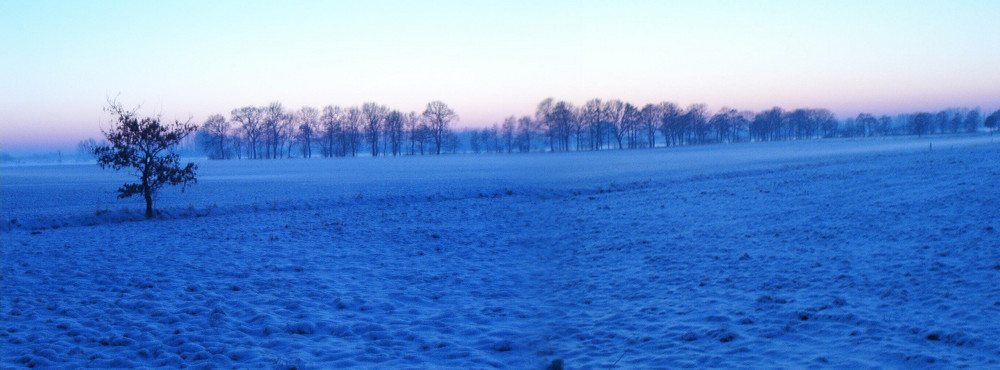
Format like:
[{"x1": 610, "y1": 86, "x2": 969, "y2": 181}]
[{"x1": 2, "y1": 1, "x2": 998, "y2": 154}]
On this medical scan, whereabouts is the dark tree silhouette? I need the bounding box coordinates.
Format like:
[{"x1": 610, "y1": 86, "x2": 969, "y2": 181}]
[
  {"x1": 362, "y1": 102, "x2": 387, "y2": 157},
  {"x1": 684, "y1": 104, "x2": 709, "y2": 144},
  {"x1": 404, "y1": 111, "x2": 421, "y2": 155},
  {"x1": 658, "y1": 102, "x2": 681, "y2": 146},
  {"x1": 198, "y1": 97, "x2": 995, "y2": 159},
  {"x1": 94, "y1": 100, "x2": 198, "y2": 217},
  {"x1": 950, "y1": 112, "x2": 963, "y2": 134},
  {"x1": 345, "y1": 107, "x2": 363, "y2": 157},
  {"x1": 501, "y1": 116, "x2": 516, "y2": 153},
  {"x1": 517, "y1": 116, "x2": 534, "y2": 152},
  {"x1": 640, "y1": 104, "x2": 660, "y2": 148},
  {"x1": 296, "y1": 106, "x2": 318, "y2": 158},
  {"x1": 385, "y1": 110, "x2": 405, "y2": 156},
  {"x1": 200, "y1": 114, "x2": 230, "y2": 159},
  {"x1": 423, "y1": 101, "x2": 457, "y2": 155},
  {"x1": 548, "y1": 101, "x2": 575, "y2": 151},
  {"x1": 964, "y1": 109, "x2": 981, "y2": 133},
  {"x1": 320, "y1": 105, "x2": 343, "y2": 157},
  {"x1": 231, "y1": 106, "x2": 263, "y2": 159},
  {"x1": 910, "y1": 112, "x2": 932, "y2": 137},
  {"x1": 581, "y1": 99, "x2": 602, "y2": 150},
  {"x1": 984, "y1": 110, "x2": 1000, "y2": 135},
  {"x1": 262, "y1": 102, "x2": 290, "y2": 159},
  {"x1": 934, "y1": 111, "x2": 950, "y2": 134},
  {"x1": 878, "y1": 115, "x2": 892, "y2": 136}
]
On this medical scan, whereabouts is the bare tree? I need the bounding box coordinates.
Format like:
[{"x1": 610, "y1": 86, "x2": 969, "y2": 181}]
[
  {"x1": 984, "y1": 109, "x2": 1000, "y2": 135},
  {"x1": 385, "y1": 110, "x2": 405, "y2": 156},
  {"x1": 682, "y1": 104, "x2": 708, "y2": 144},
  {"x1": 639, "y1": 104, "x2": 660, "y2": 148},
  {"x1": 603, "y1": 100, "x2": 625, "y2": 149},
  {"x1": 488, "y1": 124, "x2": 502, "y2": 152},
  {"x1": 445, "y1": 131, "x2": 460, "y2": 154},
  {"x1": 535, "y1": 98, "x2": 555, "y2": 151},
  {"x1": 501, "y1": 116, "x2": 516, "y2": 153},
  {"x1": 546, "y1": 101, "x2": 575, "y2": 151},
  {"x1": 320, "y1": 105, "x2": 343, "y2": 157},
  {"x1": 877, "y1": 115, "x2": 892, "y2": 136},
  {"x1": 415, "y1": 118, "x2": 430, "y2": 155},
  {"x1": 933, "y1": 111, "x2": 949, "y2": 134},
  {"x1": 750, "y1": 107, "x2": 784, "y2": 142},
  {"x1": 964, "y1": 109, "x2": 981, "y2": 133},
  {"x1": 469, "y1": 129, "x2": 481, "y2": 153},
  {"x1": 231, "y1": 106, "x2": 263, "y2": 159},
  {"x1": 657, "y1": 102, "x2": 681, "y2": 146},
  {"x1": 581, "y1": 99, "x2": 604, "y2": 150},
  {"x1": 911, "y1": 112, "x2": 932, "y2": 137},
  {"x1": 709, "y1": 108, "x2": 732, "y2": 144},
  {"x1": 517, "y1": 116, "x2": 533, "y2": 152},
  {"x1": 404, "y1": 111, "x2": 421, "y2": 155},
  {"x1": 261, "y1": 102, "x2": 288, "y2": 159},
  {"x1": 573, "y1": 105, "x2": 587, "y2": 150},
  {"x1": 345, "y1": 106, "x2": 362, "y2": 157},
  {"x1": 813, "y1": 109, "x2": 837, "y2": 139},
  {"x1": 75, "y1": 138, "x2": 99, "y2": 162},
  {"x1": 94, "y1": 100, "x2": 197, "y2": 217},
  {"x1": 623, "y1": 103, "x2": 642, "y2": 148},
  {"x1": 281, "y1": 109, "x2": 297, "y2": 158},
  {"x1": 362, "y1": 102, "x2": 387, "y2": 157},
  {"x1": 949, "y1": 111, "x2": 964, "y2": 134},
  {"x1": 296, "y1": 106, "x2": 318, "y2": 158},
  {"x1": 856, "y1": 113, "x2": 877, "y2": 137},
  {"x1": 423, "y1": 101, "x2": 457, "y2": 155},
  {"x1": 201, "y1": 114, "x2": 230, "y2": 159}
]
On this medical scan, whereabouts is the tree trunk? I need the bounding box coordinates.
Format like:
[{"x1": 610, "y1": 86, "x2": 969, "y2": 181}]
[{"x1": 144, "y1": 191, "x2": 153, "y2": 218}]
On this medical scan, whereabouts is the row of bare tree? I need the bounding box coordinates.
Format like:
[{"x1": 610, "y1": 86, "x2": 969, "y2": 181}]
[
  {"x1": 465, "y1": 99, "x2": 998, "y2": 153},
  {"x1": 194, "y1": 98, "x2": 999, "y2": 158},
  {"x1": 198, "y1": 101, "x2": 459, "y2": 159}
]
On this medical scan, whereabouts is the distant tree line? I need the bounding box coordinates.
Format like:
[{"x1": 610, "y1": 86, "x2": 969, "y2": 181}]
[
  {"x1": 196, "y1": 101, "x2": 460, "y2": 160},
  {"x1": 465, "y1": 99, "x2": 999, "y2": 154},
  {"x1": 180, "y1": 99, "x2": 998, "y2": 159}
]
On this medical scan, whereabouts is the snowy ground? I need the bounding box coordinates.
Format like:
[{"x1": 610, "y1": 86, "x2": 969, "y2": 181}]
[{"x1": 2, "y1": 135, "x2": 999, "y2": 368}]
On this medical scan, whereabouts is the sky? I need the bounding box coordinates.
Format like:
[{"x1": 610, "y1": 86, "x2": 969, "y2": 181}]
[{"x1": 1, "y1": 0, "x2": 998, "y2": 154}]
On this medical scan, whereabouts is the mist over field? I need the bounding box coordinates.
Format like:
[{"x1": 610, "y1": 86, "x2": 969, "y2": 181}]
[{"x1": 3, "y1": 1, "x2": 1000, "y2": 368}]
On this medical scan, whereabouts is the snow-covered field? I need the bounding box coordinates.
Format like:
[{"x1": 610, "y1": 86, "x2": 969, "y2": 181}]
[{"x1": 2, "y1": 135, "x2": 999, "y2": 368}]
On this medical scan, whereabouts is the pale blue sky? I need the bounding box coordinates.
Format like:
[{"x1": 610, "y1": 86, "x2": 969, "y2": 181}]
[{"x1": 2, "y1": 0, "x2": 998, "y2": 153}]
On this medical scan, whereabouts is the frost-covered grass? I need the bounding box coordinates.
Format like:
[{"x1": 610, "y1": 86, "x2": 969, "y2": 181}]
[
  {"x1": 2, "y1": 135, "x2": 994, "y2": 231},
  {"x1": 2, "y1": 135, "x2": 999, "y2": 368}
]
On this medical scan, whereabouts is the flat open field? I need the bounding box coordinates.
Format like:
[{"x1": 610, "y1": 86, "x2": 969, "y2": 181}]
[{"x1": 2, "y1": 136, "x2": 999, "y2": 368}]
